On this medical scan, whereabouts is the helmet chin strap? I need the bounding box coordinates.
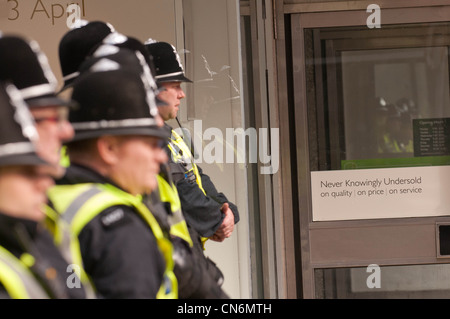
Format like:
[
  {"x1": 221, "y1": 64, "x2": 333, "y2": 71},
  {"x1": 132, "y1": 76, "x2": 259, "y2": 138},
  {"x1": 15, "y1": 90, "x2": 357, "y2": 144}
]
[
  {"x1": 175, "y1": 116, "x2": 182, "y2": 130},
  {"x1": 175, "y1": 116, "x2": 198, "y2": 159}
]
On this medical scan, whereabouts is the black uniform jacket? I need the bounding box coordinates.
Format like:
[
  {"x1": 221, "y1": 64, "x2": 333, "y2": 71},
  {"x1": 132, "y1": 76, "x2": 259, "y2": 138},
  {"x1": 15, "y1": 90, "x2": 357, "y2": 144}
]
[
  {"x1": 165, "y1": 127, "x2": 240, "y2": 238},
  {"x1": 56, "y1": 164, "x2": 166, "y2": 299},
  {"x1": 0, "y1": 212, "x2": 87, "y2": 299},
  {"x1": 176, "y1": 165, "x2": 240, "y2": 237}
]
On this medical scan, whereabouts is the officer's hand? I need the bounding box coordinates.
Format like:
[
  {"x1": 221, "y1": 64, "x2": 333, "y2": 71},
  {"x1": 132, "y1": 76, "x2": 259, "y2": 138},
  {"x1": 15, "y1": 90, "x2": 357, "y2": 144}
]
[
  {"x1": 209, "y1": 233, "x2": 224, "y2": 242},
  {"x1": 220, "y1": 203, "x2": 235, "y2": 237},
  {"x1": 210, "y1": 204, "x2": 235, "y2": 242}
]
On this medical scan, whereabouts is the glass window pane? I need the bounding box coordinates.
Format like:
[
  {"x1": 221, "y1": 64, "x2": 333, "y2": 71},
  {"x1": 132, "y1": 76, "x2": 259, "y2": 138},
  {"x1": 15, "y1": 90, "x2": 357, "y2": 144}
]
[
  {"x1": 315, "y1": 264, "x2": 450, "y2": 298},
  {"x1": 305, "y1": 23, "x2": 450, "y2": 171},
  {"x1": 342, "y1": 47, "x2": 450, "y2": 160}
]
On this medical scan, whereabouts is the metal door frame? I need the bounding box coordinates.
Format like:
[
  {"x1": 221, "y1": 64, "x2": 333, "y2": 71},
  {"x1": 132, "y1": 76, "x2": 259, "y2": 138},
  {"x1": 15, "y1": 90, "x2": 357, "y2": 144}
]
[
  {"x1": 290, "y1": 3, "x2": 450, "y2": 299},
  {"x1": 240, "y1": 0, "x2": 299, "y2": 299}
]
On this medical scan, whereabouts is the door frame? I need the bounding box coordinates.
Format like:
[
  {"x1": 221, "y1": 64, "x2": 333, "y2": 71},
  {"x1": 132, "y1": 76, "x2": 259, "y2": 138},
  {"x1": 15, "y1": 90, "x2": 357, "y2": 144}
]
[{"x1": 290, "y1": 3, "x2": 450, "y2": 299}]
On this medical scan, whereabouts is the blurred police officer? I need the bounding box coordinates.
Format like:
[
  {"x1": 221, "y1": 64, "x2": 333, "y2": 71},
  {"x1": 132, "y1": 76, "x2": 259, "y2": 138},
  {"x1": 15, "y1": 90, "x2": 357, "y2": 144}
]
[
  {"x1": 146, "y1": 40, "x2": 240, "y2": 290},
  {"x1": 0, "y1": 34, "x2": 95, "y2": 298},
  {"x1": 48, "y1": 63, "x2": 177, "y2": 299},
  {"x1": 0, "y1": 35, "x2": 74, "y2": 175},
  {"x1": 79, "y1": 37, "x2": 228, "y2": 298},
  {"x1": 0, "y1": 82, "x2": 86, "y2": 299},
  {"x1": 78, "y1": 44, "x2": 189, "y2": 238},
  {"x1": 60, "y1": 26, "x2": 193, "y2": 298}
]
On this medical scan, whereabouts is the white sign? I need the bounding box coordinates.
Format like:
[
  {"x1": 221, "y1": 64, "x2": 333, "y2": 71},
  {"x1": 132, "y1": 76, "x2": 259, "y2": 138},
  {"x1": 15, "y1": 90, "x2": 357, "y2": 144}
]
[{"x1": 311, "y1": 166, "x2": 450, "y2": 221}]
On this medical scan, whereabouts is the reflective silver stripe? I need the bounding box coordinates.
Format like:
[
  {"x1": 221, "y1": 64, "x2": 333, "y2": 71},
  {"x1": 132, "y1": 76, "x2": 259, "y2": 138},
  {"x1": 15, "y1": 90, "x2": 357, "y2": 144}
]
[
  {"x1": 72, "y1": 118, "x2": 158, "y2": 131},
  {"x1": 167, "y1": 209, "x2": 185, "y2": 226},
  {"x1": 57, "y1": 222, "x2": 74, "y2": 265},
  {"x1": 29, "y1": 40, "x2": 58, "y2": 90},
  {"x1": 62, "y1": 186, "x2": 103, "y2": 224},
  {"x1": 0, "y1": 248, "x2": 49, "y2": 299},
  {"x1": 93, "y1": 44, "x2": 120, "y2": 57},
  {"x1": 19, "y1": 83, "x2": 55, "y2": 100},
  {"x1": 102, "y1": 32, "x2": 127, "y2": 45},
  {"x1": 0, "y1": 142, "x2": 35, "y2": 157},
  {"x1": 89, "y1": 59, "x2": 120, "y2": 72},
  {"x1": 155, "y1": 71, "x2": 184, "y2": 80},
  {"x1": 6, "y1": 84, "x2": 40, "y2": 143},
  {"x1": 63, "y1": 71, "x2": 80, "y2": 82}
]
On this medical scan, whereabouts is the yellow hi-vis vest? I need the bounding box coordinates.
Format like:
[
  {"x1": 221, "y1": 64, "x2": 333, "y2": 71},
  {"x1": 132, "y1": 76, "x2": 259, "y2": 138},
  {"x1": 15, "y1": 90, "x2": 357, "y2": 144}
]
[
  {"x1": 0, "y1": 245, "x2": 49, "y2": 299},
  {"x1": 167, "y1": 129, "x2": 209, "y2": 248},
  {"x1": 47, "y1": 183, "x2": 178, "y2": 299},
  {"x1": 157, "y1": 174, "x2": 193, "y2": 247},
  {"x1": 60, "y1": 146, "x2": 70, "y2": 168},
  {"x1": 44, "y1": 205, "x2": 96, "y2": 298},
  {"x1": 168, "y1": 129, "x2": 205, "y2": 194}
]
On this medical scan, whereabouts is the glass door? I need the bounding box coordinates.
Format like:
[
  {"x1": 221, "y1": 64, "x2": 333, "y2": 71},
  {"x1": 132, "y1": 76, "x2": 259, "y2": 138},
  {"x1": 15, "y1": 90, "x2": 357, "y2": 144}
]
[
  {"x1": 318, "y1": 24, "x2": 450, "y2": 170},
  {"x1": 291, "y1": 6, "x2": 450, "y2": 298}
]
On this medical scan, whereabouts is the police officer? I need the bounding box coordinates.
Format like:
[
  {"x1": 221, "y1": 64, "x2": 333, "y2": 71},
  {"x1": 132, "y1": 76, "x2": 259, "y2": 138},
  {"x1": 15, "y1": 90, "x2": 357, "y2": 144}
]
[
  {"x1": 59, "y1": 26, "x2": 193, "y2": 297},
  {"x1": 77, "y1": 44, "x2": 190, "y2": 239},
  {"x1": 76, "y1": 43, "x2": 229, "y2": 298},
  {"x1": 47, "y1": 64, "x2": 177, "y2": 299},
  {"x1": 0, "y1": 34, "x2": 96, "y2": 298},
  {"x1": 145, "y1": 40, "x2": 240, "y2": 289},
  {"x1": 0, "y1": 82, "x2": 86, "y2": 299},
  {"x1": 0, "y1": 35, "x2": 74, "y2": 174}
]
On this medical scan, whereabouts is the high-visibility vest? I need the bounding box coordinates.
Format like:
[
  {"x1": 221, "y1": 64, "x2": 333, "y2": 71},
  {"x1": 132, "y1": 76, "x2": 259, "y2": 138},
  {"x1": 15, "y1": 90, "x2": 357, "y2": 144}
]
[
  {"x1": 167, "y1": 129, "x2": 209, "y2": 248},
  {"x1": 0, "y1": 245, "x2": 50, "y2": 299},
  {"x1": 60, "y1": 146, "x2": 70, "y2": 168},
  {"x1": 157, "y1": 174, "x2": 193, "y2": 247},
  {"x1": 47, "y1": 183, "x2": 178, "y2": 299},
  {"x1": 44, "y1": 205, "x2": 96, "y2": 298},
  {"x1": 167, "y1": 129, "x2": 205, "y2": 194}
]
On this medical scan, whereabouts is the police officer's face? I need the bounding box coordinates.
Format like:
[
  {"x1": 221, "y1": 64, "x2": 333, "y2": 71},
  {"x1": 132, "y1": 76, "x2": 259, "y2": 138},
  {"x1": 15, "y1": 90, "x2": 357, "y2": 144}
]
[
  {"x1": 106, "y1": 135, "x2": 168, "y2": 195},
  {"x1": 157, "y1": 82, "x2": 185, "y2": 121},
  {"x1": 0, "y1": 165, "x2": 54, "y2": 221},
  {"x1": 30, "y1": 105, "x2": 74, "y2": 167}
]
